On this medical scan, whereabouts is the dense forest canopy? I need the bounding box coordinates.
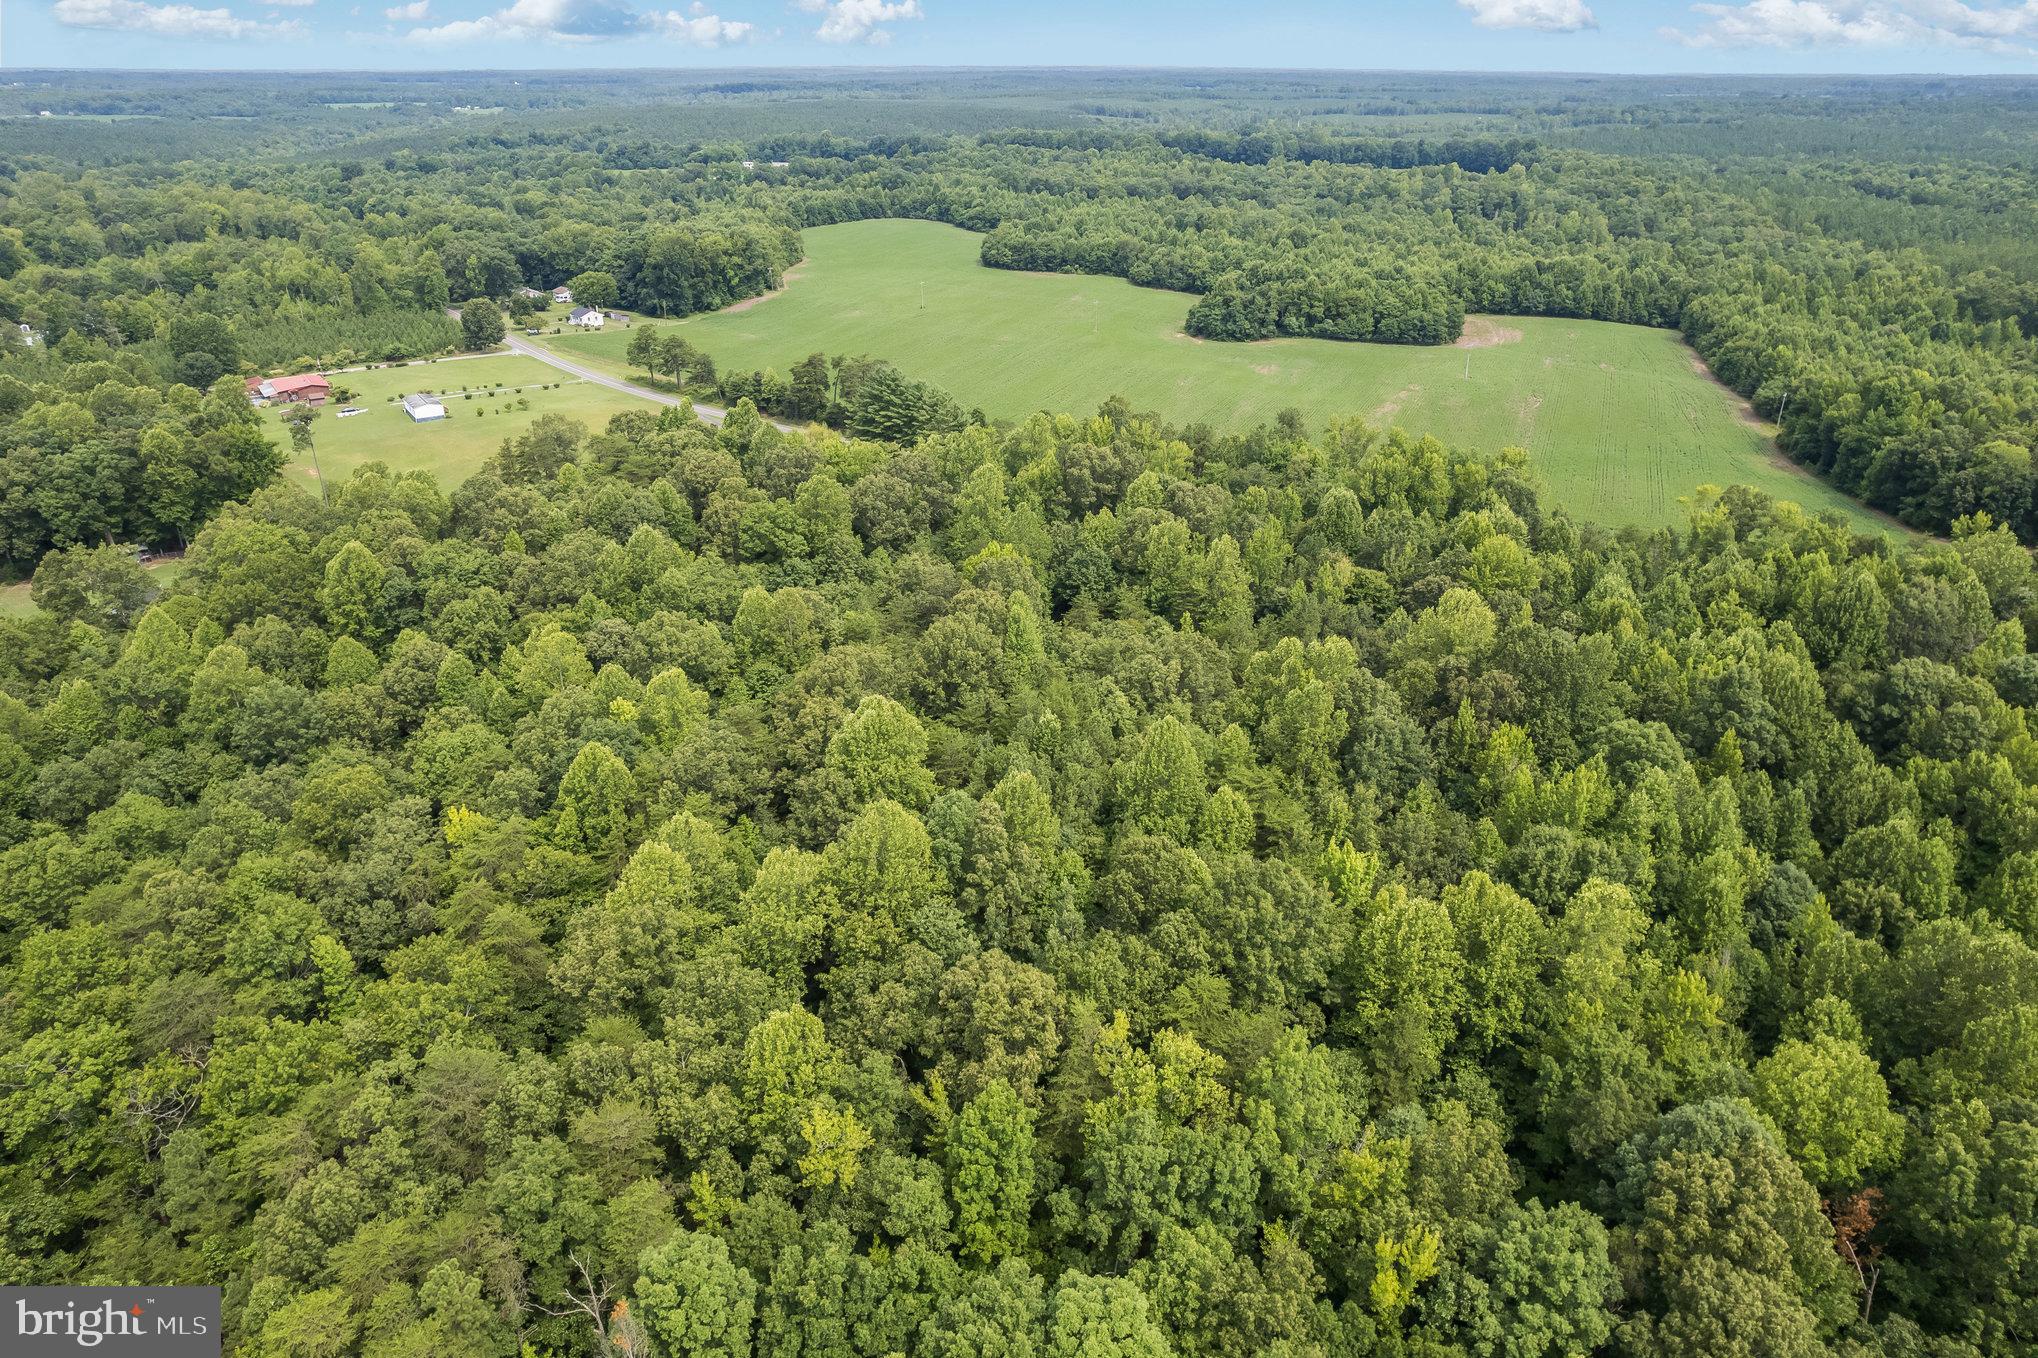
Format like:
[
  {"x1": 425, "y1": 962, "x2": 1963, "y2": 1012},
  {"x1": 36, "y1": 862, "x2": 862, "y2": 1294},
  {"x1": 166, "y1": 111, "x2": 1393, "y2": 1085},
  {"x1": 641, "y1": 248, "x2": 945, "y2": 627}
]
[
  {"x1": 4, "y1": 69, "x2": 2038, "y2": 1358},
  {"x1": 8, "y1": 394, "x2": 2038, "y2": 1358}
]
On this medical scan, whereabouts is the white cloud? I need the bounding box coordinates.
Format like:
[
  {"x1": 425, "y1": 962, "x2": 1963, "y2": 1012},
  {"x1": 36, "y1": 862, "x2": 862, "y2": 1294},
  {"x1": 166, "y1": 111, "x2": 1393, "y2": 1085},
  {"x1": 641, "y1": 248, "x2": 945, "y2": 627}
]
[
  {"x1": 1665, "y1": 0, "x2": 2038, "y2": 52},
  {"x1": 404, "y1": 0, "x2": 748, "y2": 40},
  {"x1": 383, "y1": 0, "x2": 427, "y2": 17},
  {"x1": 52, "y1": 0, "x2": 277, "y2": 35},
  {"x1": 795, "y1": 0, "x2": 922, "y2": 44},
  {"x1": 1457, "y1": 0, "x2": 1597, "y2": 31}
]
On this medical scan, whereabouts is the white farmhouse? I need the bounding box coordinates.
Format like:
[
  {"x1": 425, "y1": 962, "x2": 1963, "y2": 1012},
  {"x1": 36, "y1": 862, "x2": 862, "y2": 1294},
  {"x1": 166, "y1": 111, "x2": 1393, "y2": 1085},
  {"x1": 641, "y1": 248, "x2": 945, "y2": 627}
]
[{"x1": 568, "y1": 306, "x2": 606, "y2": 329}]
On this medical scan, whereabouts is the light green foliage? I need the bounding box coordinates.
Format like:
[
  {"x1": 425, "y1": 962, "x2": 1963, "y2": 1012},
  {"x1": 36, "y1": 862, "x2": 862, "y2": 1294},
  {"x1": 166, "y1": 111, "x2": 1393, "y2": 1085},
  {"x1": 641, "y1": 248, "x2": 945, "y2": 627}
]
[
  {"x1": 318, "y1": 540, "x2": 387, "y2": 640},
  {"x1": 1116, "y1": 715, "x2": 1205, "y2": 840},
  {"x1": 742, "y1": 1008, "x2": 838, "y2": 1144},
  {"x1": 823, "y1": 694, "x2": 936, "y2": 811},
  {"x1": 1046, "y1": 1272, "x2": 1176, "y2": 1358},
  {"x1": 634, "y1": 1231, "x2": 757, "y2": 1358},
  {"x1": 553, "y1": 741, "x2": 636, "y2": 857},
  {"x1": 948, "y1": 1079, "x2": 1037, "y2": 1264},
  {"x1": 796, "y1": 1100, "x2": 873, "y2": 1190},
  {"x1": 552, "y1": 840, "x2": 701, "y2": 1017},
  {"x1": 1753, "y1": 1034, "x2": 1905, "y2": 1186}
]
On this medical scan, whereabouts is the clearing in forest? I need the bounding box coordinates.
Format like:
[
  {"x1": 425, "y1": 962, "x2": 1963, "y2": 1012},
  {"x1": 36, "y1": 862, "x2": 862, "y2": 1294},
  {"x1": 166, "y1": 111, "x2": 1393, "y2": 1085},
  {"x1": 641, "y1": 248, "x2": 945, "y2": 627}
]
[
  {"x1": 266, "y1": 354, "x2": 654, "y2": 489},
  {"x1": 541, "y1": 218, "x2": 1890, "y2": 534}
]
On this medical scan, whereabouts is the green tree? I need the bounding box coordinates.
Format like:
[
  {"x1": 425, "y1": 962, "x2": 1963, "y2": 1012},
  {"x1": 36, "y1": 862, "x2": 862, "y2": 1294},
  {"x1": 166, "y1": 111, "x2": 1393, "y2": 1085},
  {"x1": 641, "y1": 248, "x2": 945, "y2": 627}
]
[
  {"x1": 554, "y1": 742, "x2": 637, "y2": 858},
  {"x1": 1116, "y1": 716, "x2": 1205, "y2": 841},
  {"x1": 317, "y1": 540, "x2": 386, "y2": 641},
  {"x1": 1046, "y1": 1273, "x2": 1175, "y2": 1358},
  {"x1": 949, "y1": 1079, "x2": 1037, "y2": 1265},
  {"x1": 634, "y1": 1231, "x2": 757, "y2": 1358},
  {"x1": 282, "y1": 404, "x2": 326, "y2": 503},
  {"x1": 1753, "y1": 1034, "x2": 1904, "y2": 1187},
  {"x1": 1610, "y1": 1099, "x2": 1848, "y2": 1358},
  {"x1": 823, "y1": 694, "x2": 936, "y2": 813},
  {"x1": 567, "y1": 270, "x2": 621, "y2": 311},
  {"x1": 461, "y1": 298, "x2": 505, "y2": 350},
  {"x1": 31, "y1": 543, "x2": 154, "y2": 629}
]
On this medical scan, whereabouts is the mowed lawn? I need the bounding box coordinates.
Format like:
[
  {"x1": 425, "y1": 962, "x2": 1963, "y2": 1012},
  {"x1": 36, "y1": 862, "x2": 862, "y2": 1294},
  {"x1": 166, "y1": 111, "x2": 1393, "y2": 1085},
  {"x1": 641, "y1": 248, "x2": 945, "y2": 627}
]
[
  {"x1": 542, "y1": 218, "x2": 1886, "y2": 534},
  {"x1": 267, "y1": 354, "x2": 654, "y2": 490},
  {"x1": 1, "y1": 558, "x2": 187, "y2": 620}
]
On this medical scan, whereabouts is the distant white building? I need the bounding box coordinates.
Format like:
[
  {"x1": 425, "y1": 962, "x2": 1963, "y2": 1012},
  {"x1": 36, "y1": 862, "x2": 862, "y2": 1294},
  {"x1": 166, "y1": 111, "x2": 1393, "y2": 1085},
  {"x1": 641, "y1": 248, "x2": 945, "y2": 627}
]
[
  {"x1": 568, "y1": 306, "x2": 605, "y2": 329},
  {"x1": 402, "y1": 392, "x2": 447, "y2": 422},
  {"x1": 552, "y1": 286, "x2": 573, "y2": 304}
]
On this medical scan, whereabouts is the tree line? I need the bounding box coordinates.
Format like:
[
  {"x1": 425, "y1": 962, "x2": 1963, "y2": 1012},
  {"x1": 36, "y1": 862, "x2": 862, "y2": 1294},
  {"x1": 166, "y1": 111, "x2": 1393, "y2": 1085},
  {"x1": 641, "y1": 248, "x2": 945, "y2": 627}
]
[{"x1": 7, "y1": 115, "x2": 2036, "y2": 540}]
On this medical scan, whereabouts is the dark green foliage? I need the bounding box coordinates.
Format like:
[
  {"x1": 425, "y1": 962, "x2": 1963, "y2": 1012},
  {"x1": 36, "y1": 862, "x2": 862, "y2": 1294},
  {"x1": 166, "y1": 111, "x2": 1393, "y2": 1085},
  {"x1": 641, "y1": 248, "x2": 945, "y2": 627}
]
[
  {"x1": 717, "y1": 352, "x2": 965, "y2": 443},
  {"x1": 0, "y1": 365, "x2": 282, "y2": 564},
  {"x1": 3, "y1": 65, "x2": 2038, "y2": 1358},
  {"x1": 2, "y1": 395, "x2": 2035, "y2": 1356},
  {"x1": 460, "y1": 299, "x2": 506, "y2": 351}
]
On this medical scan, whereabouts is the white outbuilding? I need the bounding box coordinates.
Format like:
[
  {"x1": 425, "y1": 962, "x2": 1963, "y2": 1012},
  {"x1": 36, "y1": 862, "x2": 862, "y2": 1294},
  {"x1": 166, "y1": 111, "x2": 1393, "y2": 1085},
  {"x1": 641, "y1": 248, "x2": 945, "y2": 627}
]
[{"x1": 402, "y1": 392, "x2": 448, "y2": 422}]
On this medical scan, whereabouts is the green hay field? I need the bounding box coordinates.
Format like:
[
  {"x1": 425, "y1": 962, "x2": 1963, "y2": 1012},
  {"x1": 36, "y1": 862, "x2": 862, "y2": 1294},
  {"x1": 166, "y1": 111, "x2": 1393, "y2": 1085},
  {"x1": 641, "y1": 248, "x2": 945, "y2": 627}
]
[
  {"x1": 268, "y1": 354, "x2": 653, "y2": 490},
  {"x1": 541, "y1": 218, "x2": 1888, "y2": 534}
]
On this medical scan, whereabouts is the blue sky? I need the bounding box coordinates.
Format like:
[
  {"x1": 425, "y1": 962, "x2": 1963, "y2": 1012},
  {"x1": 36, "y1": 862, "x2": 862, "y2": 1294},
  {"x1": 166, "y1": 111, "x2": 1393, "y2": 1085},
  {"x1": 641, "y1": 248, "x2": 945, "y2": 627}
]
[{"x1": 9, "y1": 0, "x2": 2038, "y2": 73}]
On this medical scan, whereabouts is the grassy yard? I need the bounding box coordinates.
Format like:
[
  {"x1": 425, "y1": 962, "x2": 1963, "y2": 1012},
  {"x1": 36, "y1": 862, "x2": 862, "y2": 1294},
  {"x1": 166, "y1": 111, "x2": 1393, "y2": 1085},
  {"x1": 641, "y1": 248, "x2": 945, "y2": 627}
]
[
  {"x1": 0, "y1": 558, "x2": 187, "y2": 621},
  {"x1": 270, "y1": 354, "x2": 654, "y2": 490},
  {"x1": 540, "y1": 218, "x2": 1889, "y2": 534}
]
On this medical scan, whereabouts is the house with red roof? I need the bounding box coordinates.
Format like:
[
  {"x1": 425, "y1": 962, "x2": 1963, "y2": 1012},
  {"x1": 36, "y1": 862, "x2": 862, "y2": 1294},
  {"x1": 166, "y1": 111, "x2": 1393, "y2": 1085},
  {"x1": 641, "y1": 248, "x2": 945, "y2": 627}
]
[{"x1": 245, "y1": 373, "x2": 332, "y2": 406}]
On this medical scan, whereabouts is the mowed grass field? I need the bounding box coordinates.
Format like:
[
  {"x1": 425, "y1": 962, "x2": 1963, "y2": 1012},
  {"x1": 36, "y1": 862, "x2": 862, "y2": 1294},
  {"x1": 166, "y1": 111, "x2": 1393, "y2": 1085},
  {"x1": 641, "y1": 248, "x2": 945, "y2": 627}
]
[
  {"x1": 268, "y1": 354, "x2": 653, "y2": 490},
  {"x1": 541, "y1": 218, "x2": 1887, "y2": 534}
]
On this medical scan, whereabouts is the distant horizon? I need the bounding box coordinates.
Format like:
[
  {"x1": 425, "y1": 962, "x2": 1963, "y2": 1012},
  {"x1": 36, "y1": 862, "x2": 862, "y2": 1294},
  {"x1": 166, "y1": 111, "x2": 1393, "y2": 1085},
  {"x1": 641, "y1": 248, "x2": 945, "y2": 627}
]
[
  {"x1": 10, "y1": 0, "x2": 2038, "y2": 78},
  {"x1": 8, "y1": 63, "x2": 2038, "y2": 78}
]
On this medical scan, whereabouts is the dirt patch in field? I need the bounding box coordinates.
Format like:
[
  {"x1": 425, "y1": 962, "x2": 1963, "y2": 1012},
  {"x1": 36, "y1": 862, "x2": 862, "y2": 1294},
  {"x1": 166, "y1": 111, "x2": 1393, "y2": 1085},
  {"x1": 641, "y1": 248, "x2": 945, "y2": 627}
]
[
  {"x1": 1684, "y1": 348, "x2": 1770, "y2": 433},
  {"x1": 1253, "y1": 363, "x2": 1280, "y2": 376},
  {"x1": 721, "y1": 261, "x2": 809, "y2": 315},
  {"x1": 1373, "y1": 385, "x2": 1422, "y2": 421},
  {"x1": 1682, "y1": 345, "x2": 1933, "y2": 539},
  {"x1": 1456, "y1": 316, "x2": 1524, "y2": 349}
]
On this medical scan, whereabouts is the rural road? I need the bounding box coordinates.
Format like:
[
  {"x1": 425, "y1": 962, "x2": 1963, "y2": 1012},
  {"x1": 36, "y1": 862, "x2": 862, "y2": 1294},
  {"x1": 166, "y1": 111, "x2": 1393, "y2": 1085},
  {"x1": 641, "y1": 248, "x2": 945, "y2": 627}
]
[
  {"x1": 499, "y1": 330, "x2": 753, "y2": 425},
  {"x1": 444, "y1": 309, "x2": 804, "y2": 434}
]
